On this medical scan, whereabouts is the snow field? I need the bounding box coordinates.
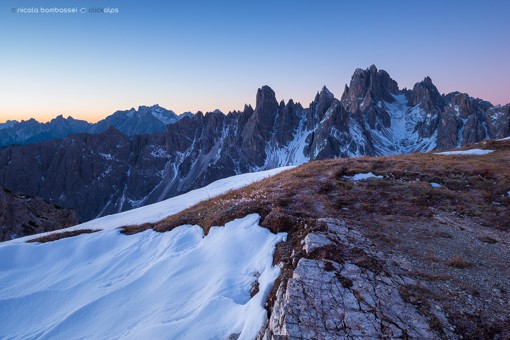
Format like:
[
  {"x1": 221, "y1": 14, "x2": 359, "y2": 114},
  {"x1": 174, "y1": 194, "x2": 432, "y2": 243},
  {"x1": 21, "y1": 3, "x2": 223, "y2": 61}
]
[{"x1": 0, "y1": 168, "x2": 292, "y2": 339}]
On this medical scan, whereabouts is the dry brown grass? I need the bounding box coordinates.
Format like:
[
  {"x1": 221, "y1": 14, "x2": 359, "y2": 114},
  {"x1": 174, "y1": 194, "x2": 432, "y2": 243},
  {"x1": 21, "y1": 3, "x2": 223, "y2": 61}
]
[
  {"x1": 476, "y1": 235, "x2": 498, "y2": 244},
  {"x1": 446, "y1": 256, "x2": 473, "y2": 269},
  {"x1": 120, "y1": 140, "x2": 510, "y2": 237},
  {"x1": 26, "y1": 229, "x2": 101, "y2": 243}
]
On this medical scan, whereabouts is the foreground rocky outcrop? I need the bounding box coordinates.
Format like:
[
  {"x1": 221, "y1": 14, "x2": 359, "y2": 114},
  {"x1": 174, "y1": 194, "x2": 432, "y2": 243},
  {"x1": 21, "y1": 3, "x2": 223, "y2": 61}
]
[
  {"x1": 260, "y1": 218, "x2": 450, "y2": 339},
  {"x1": 0, "y1": 188, "x2": 77, "y2": 241}
]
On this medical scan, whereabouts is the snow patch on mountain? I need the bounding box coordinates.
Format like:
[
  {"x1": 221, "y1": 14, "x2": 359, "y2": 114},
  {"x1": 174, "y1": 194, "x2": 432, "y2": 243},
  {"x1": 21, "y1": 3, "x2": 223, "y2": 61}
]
[
  {"x1": 149, "y1": 105, "x2": 178, "y2": 125},
  {"x1": 435, "y1": 149, "x2": 495, "y2": 156},
  {"x1": 371, "y1": 95, "x2": 437, "y2": 155},
  {"x1": 346, "y1": 172, "x2": 383, "y2": 181},
  {"x1": 347, "y1": 120, "x2": 370, "y2": 157},
  {"x1": 263, "y1": 113, "x2": 310, "y2": 168}
]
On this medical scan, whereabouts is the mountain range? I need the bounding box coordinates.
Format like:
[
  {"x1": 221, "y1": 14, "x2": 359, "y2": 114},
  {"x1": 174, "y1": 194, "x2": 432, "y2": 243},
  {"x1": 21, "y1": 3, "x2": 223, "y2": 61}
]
[
  {"x1": 0, "y1": 65, "x2": 509, "y2": 222},
  {"x1": 0, "y1": 105, "x2": 186, "y2": 147}
]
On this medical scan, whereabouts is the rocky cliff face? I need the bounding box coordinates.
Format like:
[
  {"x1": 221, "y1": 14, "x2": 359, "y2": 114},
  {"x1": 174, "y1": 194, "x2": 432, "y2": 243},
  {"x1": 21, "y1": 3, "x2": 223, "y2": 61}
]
[
  {"x1": 0, "y1": 65, "x2": 508, "y2": 222},
  {"x1": 0, "y1": 188, "x2": 77, "y2": 241},
  {"x1": 486, "y1": 103, "x2": 510, "y2": 139}
]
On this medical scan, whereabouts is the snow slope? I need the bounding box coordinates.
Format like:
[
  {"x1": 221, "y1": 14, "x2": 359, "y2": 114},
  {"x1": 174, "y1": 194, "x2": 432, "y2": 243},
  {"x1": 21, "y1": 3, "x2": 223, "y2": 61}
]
[
  {"x1": 0, "y1": 168, "x2": 290, "y2": 339},
  {"x1": 10, "y1": 166, "x2": 293, "y2": 244}
]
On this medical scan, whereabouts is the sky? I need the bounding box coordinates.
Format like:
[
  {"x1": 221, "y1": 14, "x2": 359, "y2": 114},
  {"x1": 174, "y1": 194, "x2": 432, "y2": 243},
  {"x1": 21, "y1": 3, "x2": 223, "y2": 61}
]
[{"x1": 0, "y1": 0, "x2": 509, "y2": 123}]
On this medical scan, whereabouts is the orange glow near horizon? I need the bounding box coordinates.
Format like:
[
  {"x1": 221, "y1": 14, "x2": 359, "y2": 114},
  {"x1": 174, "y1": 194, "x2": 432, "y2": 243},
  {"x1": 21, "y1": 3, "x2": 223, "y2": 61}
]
[
  {"x1": 0, "y1": 111, "x2": 105, "y2": 124},
  {"x1": 0, "y1": 100, "x2": 252, "y2": 124}
]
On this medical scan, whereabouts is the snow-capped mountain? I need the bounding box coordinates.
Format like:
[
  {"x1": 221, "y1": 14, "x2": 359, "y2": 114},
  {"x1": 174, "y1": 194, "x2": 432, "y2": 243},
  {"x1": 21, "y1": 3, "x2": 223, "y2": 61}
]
[
  {"x1": 0, "y1": 105, "x2": 186, "y2": 147},
  {"x1": 0, "y1": 168, "x2": 289, "y2": 339},
  {"x1": 91, "y1": 104, "x2": 180, "y2": 136},
  {"x1": 0, "y1": 65, "x2": 508, "y2": 222}
]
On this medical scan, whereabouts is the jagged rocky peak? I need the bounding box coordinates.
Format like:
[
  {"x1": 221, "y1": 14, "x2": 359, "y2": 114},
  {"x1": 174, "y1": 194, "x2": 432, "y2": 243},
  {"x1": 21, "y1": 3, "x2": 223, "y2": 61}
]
[
  {"x1": 409, "y1": 76, "x2": 443, "y2": 112},
  {"x1": 310, "y1": 86, "x2": 336, "y2": 121},
  {"x1": 248, "y1": 85, "x2": 279, "y2": 131},
  {"x1": 444, "y1": 92, "x2": 492, "y2": 119},
  {"x1": 317, "y1": 85, "x2": 334, "y2": 100},
  {"x1": 138, "y1": 104, "x2": 178, "y2": 123},
  {"x1": 137, "y1": 104, "x2": 155, "y2": 113},
  {"x1": 341, "y1": 65, "x2": 399, "y2": 113},
  {"x1": 243, "y1": 104, "x2": 254, "y2": 113},
  {"x1": 51, "y1": 114, "x2": 66, "y2": 121},
  {"x1": 256, "y1": 85, "x2": 278, "y2": 110},
  {"x1": 239, "y1": 86, "x2": 280, "y2": 167}
]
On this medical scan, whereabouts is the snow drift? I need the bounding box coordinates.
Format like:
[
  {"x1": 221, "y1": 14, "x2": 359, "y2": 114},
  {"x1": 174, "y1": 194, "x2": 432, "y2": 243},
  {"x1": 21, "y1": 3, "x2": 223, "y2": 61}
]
[{"x1": 0, "y1": 168, "x2": 290, "y2": 339}]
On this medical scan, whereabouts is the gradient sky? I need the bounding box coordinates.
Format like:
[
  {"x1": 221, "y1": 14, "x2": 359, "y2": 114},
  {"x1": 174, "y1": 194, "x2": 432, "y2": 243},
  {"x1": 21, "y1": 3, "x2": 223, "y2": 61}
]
[{"x1": 1, "y1": 0, "x2": 509, "y2": 123}]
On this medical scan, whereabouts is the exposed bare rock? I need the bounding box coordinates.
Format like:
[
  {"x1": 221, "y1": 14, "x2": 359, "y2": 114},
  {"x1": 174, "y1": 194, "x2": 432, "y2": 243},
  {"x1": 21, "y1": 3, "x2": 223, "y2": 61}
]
[
  {"x1": 486, "y1": 104, "x2": 510, "y2": 139},
  {"x1": 302, "y1": 232, "x2": 332, "y2": 254},
  {"x1": 341, "y1": 64, "x2": 399, "y2": 113},
  {"x1": 308, "y1": 86, "x2": 335, "y2": 127},
  {"x1": 409, "y1": 76, "x2": 444, "y2": 113},
  {"x1": 260, "y1": 218, "x2": 455, "y2": 339}
]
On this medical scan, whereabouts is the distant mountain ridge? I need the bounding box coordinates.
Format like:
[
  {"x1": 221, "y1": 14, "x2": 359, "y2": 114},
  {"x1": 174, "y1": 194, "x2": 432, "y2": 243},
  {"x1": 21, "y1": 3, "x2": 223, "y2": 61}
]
[
  {"x1": 0, "y1": 65, "x2": 508, "y2": 221},
  {"x1": 0, "y1": 105, "x2": 186, "y2": 147}
]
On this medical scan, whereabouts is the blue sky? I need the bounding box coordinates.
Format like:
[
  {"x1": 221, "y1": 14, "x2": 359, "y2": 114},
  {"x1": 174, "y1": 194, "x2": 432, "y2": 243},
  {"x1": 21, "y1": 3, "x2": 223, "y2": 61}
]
[{"x1": 1, "y1": 0, "x2": 509, "y2": 122}]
